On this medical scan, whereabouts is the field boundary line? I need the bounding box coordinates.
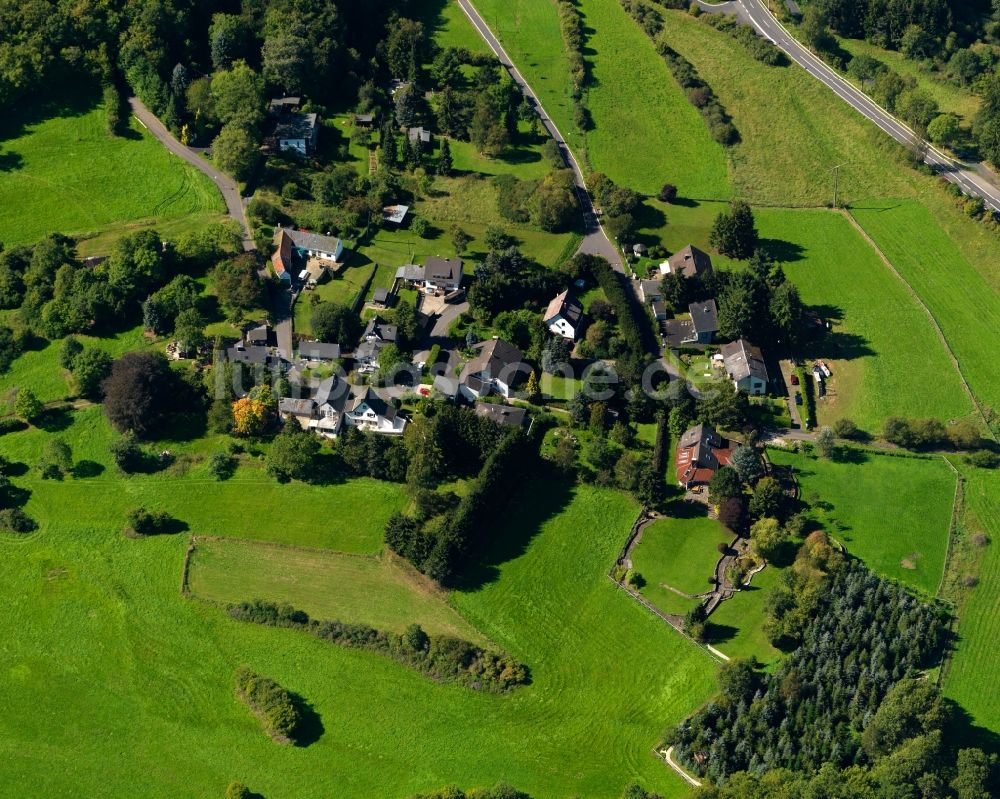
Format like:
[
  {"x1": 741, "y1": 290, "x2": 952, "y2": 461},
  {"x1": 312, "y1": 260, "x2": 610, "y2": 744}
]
[
  {"x1": 842, "y1": 209, "x2": 996, "y2": 440},
  {"x1": 186, "y1": 533, "x2": 381, "y2": 560}
]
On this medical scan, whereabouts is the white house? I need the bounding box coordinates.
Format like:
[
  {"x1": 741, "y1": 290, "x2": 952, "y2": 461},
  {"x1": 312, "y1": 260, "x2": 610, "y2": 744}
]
[
  {"x1": 543, "y1": 289, "x2": 584, "y2": 341},
  {"x1": 720, "y1": 338, "x2": 769, "y2": 396},
  {"x1": 344, "y1": 387, "x2": 407, "y2": 435},
  {"x1": 459, "y1": 339, "x2": 528, "y2": 401},
  {"x1": 280, "y1": 227, "x2": 344, "y2": 263},
  {"x1": 274, "y1": 112, "x2": 319, "y2": 156}
]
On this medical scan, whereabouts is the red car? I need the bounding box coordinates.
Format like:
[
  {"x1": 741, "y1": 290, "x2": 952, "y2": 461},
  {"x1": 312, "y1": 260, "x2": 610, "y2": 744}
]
[{"x1": 790, "y1": 373, "x2": 800, "y2": 386}]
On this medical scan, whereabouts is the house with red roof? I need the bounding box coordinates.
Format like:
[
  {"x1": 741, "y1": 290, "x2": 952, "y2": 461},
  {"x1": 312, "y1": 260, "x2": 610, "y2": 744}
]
[{"x1": 675, "y1": 423, "x2": 737, "y2": 488}]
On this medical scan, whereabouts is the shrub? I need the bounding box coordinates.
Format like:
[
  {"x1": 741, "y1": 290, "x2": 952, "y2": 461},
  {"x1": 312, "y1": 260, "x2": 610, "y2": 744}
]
[
  {"x1": 110, "y1": 431, "x2": 146, "y2": 473},
  {"x1": 411, "y1": 216, "x2": 430, "y2": 238},
  {"x1": 226, "y1": 783, "x2": 252, "y2": 799},
  {"x1": 965, "y1": 450, "x2": 1000, "y2": 469},
  {"x1": 0, "y1": 508, "x2": 37, "y2": 534},
  {"x1": 124, "y1": 506, "x2": 176, "y2": 536},
  {"x1": 234, "y1": 667, "x2": 304, "y2": 744},
  {"x1": 832, "y1": 417, "x2": 860, "y2": 439},
  {"x1": 208, "y1": 451, "x2": 237, "y2": 480},
  {"x1": 658, "y1": 183, "x2": 678, "y2": 203},
  {"x1": 13, "y1": 388, "x2": 43, "y2": 424},
  {"x1": 38, "y1": 437, "x2": 72, "y2": 479}
]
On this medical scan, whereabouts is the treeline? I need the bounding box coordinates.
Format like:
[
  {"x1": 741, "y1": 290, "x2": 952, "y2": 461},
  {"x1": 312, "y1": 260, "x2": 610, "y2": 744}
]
[
  {"x1": 234, "y1": 666, "x2": 305, "y2": 744},
  {"x1": 0, "y1": 454, "x2": 36, "y2": 535},
  {"x1": 229, "y1": 601, "x2": 529, "y2": 692},
  {"x1": 669, "y1": 535, "x2": 972, "y2": 792},
  {"x1": 408, "y1": 785, "x2": 530, "y2": 799},
  {"x1": 386, "y1": 429, "x2": 537, "y2": 585},
  {"x1": 812, "y1": 0, "x2": 954, "y2": 56},
  {"x1": 701, "y1": 14, "x2": 787, "y2": 67},
  {"x1": 555, "y1": 0, "x2": 592, "y2": 131},
  {"x1": 619, "y1": 0, "x2": 738, "y2": 146},
  {"x1": 494, "y1": 170, "x2": 581, "y2": 233}
]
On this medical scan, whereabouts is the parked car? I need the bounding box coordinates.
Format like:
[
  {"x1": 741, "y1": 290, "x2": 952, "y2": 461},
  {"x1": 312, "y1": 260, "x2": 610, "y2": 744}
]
[
  {"x1": 795, "y1": 393, "x2": 803, "y2": 405},
  {"x1": 790, "y1": 373, "x2": 799, "y2": 386}
]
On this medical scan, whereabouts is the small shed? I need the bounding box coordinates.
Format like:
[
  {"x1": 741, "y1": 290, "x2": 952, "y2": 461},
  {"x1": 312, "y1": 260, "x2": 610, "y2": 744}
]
[{"x1": 372, "y1": 288, "x2": 391, "y2": 307}]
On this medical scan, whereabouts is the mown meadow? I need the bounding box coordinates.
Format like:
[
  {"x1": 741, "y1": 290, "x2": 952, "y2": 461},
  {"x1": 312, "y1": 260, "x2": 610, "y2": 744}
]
[{"x1": 0, "y1": 93, "x2": 224, "y2": 246}]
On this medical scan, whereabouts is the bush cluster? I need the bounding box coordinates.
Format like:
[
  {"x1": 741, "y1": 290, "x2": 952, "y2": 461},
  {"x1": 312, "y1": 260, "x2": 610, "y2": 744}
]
[
  {"x1": 234, "y1": 666, "x2": 304, "y2": 744},
  {"x1": 124, "y1": 506, "x2": 175, "y2": 536},
  {"x1": 883, "y1": 416, "x2": 982, "y2": 451},
  {"x1": 703, "y1": 14, "x2": 787, "y2": 66},
  {"x1": 229, "y1": 601, "x2": 529, "y2": 693},
  {"x1": 555, "y1": 0, "x2": 591, "y2": 131}
]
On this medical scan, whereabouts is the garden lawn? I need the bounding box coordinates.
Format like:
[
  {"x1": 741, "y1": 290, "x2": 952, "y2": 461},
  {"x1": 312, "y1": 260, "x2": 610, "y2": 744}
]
[
  {"x1": 187, "y1": 538, "x2": 482, "y2": 641},
  {"x1": 757, "y1": 208, "x2": 973, "y2": 431},
  {"x1": 0, "y1": 94, "x2": 223, "y2": 246},
  {"x1": 0, "y1": 430, "x2": 717, "y2": 799},
  {"x1": 849, "y1": 201, "x2": 1000, "y2": 421},
  {"x1": 943, "y1": 467, "x2": 1000, "y2": 739},
  {"x1": 293, "y1": 261, "x2": 395, "y2": 335},
  {"x1": 767, "y1": 447, "x2": 956, "y2": 596},
  {"x1": 707, "y1": 564, "x2": 783, "y2": 668},
  {"x1": 631, "y1": 508, "x2": 731, "y2": 599}
]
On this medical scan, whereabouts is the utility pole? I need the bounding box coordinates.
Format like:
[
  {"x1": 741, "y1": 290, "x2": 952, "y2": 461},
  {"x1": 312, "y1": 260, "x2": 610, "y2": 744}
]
[{"x1": 830, "y1": 162, "x2": 848, "y2": 209}]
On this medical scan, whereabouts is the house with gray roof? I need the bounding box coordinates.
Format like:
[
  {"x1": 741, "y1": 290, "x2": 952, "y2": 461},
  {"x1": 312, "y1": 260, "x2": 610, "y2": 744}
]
[
  {"x1": 543, "y1": 289, "x2": 584, "y2": 341},
  {"x1": 660, "y1": 244, "x2": 713, "y2": 280},
  {"x1": 277, "y1": 226, "x2": 344, "y2": 263},
  {"x1": 459, "y1": 339, "x2": 528, "y2": 401},
  {"x1": 344, "y1": 387, "x2": 406, "y2": 435},
  {"x1": 423, "y1": 256, "x2": 463, "y2": 292},
  {"x1": 720, "y1": 338, "x2": 769, "y2": 395},
  {"x1": 689, "y1": 299, "x2": 719, "y2": 343},
  {"x1": 299, "y1": 342, "x2": 341, "y2": 361},
  {"x1": 474, "y1": 402, "x2": 531, "y2": 430},
  {"x1": 274, "y1": 112, "x2": 319, "y2": 156}
]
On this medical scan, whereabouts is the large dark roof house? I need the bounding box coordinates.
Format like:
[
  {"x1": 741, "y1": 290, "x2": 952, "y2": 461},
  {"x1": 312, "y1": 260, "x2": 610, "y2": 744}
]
[
  {"x1": 459, "y1": 339, "x2": 528, "y2": 401},
  {"x1": 660, "y1": 245, "x2": 713, "y2": 280},
  {"x1": 274, "y1": 112, "x2": 319, "y2": 156},
  {"x1": 720, "y1": 338, "x2": 769, "y2": 396},
  {"x1": 423, "y1": 256, "x2": 463, "y2": 292},
  {"x1": 362, "y1": 317, "x2": 398, "y2": 344},
  {"x1": 344, "y1": 387, "x2": 407, "y2": 434},
  {"x1": 543, "y1": 289, "x2": 584, "y2": 341},
  {"x1": 675, "y1": 423, "x2": 737, "y2": 488},
  {"x1": 689, "y1": 299, "x2": 719, "y2": 344},
  {"x1": 474, "y1": 402, "x2": 531, "y2": 431}
]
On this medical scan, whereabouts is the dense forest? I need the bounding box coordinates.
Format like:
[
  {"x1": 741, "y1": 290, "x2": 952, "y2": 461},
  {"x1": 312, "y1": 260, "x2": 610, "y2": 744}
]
[{"x1": 669, "y1": 533, "x2": 998, "y2": 797}]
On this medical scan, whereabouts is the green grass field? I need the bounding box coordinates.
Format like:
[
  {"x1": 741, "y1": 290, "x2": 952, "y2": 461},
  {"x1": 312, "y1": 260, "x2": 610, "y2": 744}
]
[
  {"x1": 0, "y1": 413, "x2": 719, "y2": 799},
  {"x1": 943, "y1": 467, "x2": 1000, "y2": 738},
  {"x1": 187, "y1": 538, "x2": 482, "y2": 641},
  {"x1": 757, "y1": 208, "x2": 974, "y2": 431},
  {"x1": 0, "y1": 95, "x2": 224, "y2": 246},
  {"x1": 850, "y1": 201, "x2": 1000, "y2": 421},
  {"x1": 768, "y1": 447, "x2": 956, "y2": 595},
  {"x1": 707, "y1": 564, "x2": 783, "y2": 667},
  {"x1": 632, "y1": 509, "x2": 731, "y2": 600}
]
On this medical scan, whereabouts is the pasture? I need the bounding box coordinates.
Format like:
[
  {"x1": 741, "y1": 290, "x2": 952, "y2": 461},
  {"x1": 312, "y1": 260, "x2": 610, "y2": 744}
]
[
  {"x1": 0, "y1": 94, "x2": 223, "y2": 246},
  {"x1": 942, "y1": 467, "x2": 1000, "y2": 739},
  {"x1": 0, "y1": 398, "x2": 718, "y2": 799},
  {"x1": 756, "y1": 208, "x2": 974, "y2": 431},
  {"x1": 850, "y1": 201, "x2": 1000, "y2": 422},
  {"x1": 767, "y1": 447, "x2": 956, "y2": 596},
  {"x1": 707, "y1": 564, "x2": 783, "y2": 667},
  {"x1": 187, "y1": 538, "x2": 482, "y2": 641}
]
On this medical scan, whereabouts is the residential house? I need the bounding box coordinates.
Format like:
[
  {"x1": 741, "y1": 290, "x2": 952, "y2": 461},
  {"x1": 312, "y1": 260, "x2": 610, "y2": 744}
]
[
  {"x1": 299, "y1": 342, "x2": 341, "y2": 362},
  {"x1": 274, "y1": 112, "x2": 319, "y2": 156},
  {"x1": 688, "y1": 299, "x2": 719, "y2": 344},
  {"x1": 344, "y1": 387, "x2": 407, "y2": 435},
  {"x1": 362, "y1": 317, "x2": 398, "y2": 344},
  {"x1": 651, "y1": 299, "x2": 668, "y2": 322},
  {"x1": 309, "y1": 376, "x2": 349, "y2": 437},
  {"x1": 278, "y1": 397, "x2": 316, "y2": 426},
  {"x1": 474, "y1": 402, "x2": 531, "y2": 431},
  {"x1": 395, "y1": 264, "x2": 425, "y2": 287},
  {"x1": 640, "y1": 279, "x2": 663, "y2": 305},
  {"x1": 543, "y1": 289, "x2": 584, "y2": 341},
  {"x1": 720, "y1": 338, "x2": 769, "y2": 395},
  {"x1": 660, "y1": 244, "x2": 713, "y2": 279},
  {"x1": 371, "y1": 288, "x2": 391, "y2": 308},
  {"x1": 423, "y1": 256, "x2": 463, "y2": 293},
  {"x1": 675, "y1": 423, "x2": 737, "y2": 488},
  {"x1": 459, "y1": 339, "x2": 528, "y2": 401},
  {"x1": 354, "y1": 113, "x2": 374, "y2": 128},
  {"x1": 245, "y1": 323, "x2": 274, "y2": 347},
  {"x1": 269, "y1": 97, "x2": 301, "y2": 115},
  {"x1": 272, "y1": 229, "x2": 293, "y2": 281},
  {"x1": 354, "y1": 318, "x2": 398, "y2": 373},
  {"x1": 382, "y1": 204, "x2": 409, "y2": 225},
  {"x1": 278, "y1": 226, "x2": 345, "y2": 263},
  {"x1": 408, "y1": 127, "x2": 432, "y2": 145}
]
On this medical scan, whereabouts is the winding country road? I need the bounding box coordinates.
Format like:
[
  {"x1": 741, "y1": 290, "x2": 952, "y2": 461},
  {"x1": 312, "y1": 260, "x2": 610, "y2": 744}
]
[
  {"x1": 703, "y1": 0, "x2": 1000, "y2": 211},
  {"x1": 455, "y1": 0, "x2": 625, "y2": 273},
  {"x1": 129, "y1": 96, "x2": 294, "y2": 358}
]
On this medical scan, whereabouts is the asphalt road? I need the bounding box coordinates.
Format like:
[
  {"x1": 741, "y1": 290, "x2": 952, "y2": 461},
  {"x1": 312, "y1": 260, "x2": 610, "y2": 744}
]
[
  {"x1": 729, "y1": 0, "x2": 1000, "y2": 211},
  {"x1": 455, "y1": 0, "x2": 625, "y2": 273},
  {"x1": 129, "y1": 97, "x2": 294, "y2": 358}
]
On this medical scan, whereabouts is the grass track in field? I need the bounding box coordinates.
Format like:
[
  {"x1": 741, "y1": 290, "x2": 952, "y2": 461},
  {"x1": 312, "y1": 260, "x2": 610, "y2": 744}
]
[
  {"x1": 0, "y1": 95, "x2": 224, "y2": 246},
  {"x1": 943, "y1": 467, "x2": 1000, "y2": 738},
  {"x1": 768, "y1": 447, "x2": 955, "y2": 595},
  {"x1": 756, "y1": 208, "x2": 974, "y2": 431},
  {"x1": 849, "y1": 201, "x2": 1000, "y2": 421},
  {"x1": 0, "y1": 439, "x2": 716, "y2": 799},
  {"x1": 187, "y1": 538, "x2": 483, "y2": 641}
]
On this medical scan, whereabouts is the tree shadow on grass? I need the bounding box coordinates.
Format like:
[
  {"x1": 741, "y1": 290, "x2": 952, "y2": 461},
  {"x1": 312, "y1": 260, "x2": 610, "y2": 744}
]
[
  {"x1": 37, "y1": 406, "x2": 74, "y2": 432},
  {"x1": 72, "y1": 460, "x2": 105, "y2": 478},
  {"x1": 705, "y1": 622, "x2": 740, "y2": 645},
  {"x1": 665, "y1": 498, "x2": 709, "y2": 520},
  {"x1": 455, "y1": 465, "x2": 575, "y2": 591},
  {"x1": 0, "y1": 149, "x2": 24, "y2": 172},
  {"x1": 760, "y1": 237, "x2": 805, "y2": 263},
  {"x1": 291, "y1": 693, "x2": 325, "y2": 748}
]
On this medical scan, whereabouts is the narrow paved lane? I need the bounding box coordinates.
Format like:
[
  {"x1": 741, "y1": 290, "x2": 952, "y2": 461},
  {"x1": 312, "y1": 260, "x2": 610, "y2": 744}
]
[
  {"x1": 129, "y1": 97, "x2": 296, "y2": 358},
  {"x1": 729, "y1": 0, "x2": 1000, "y2": 211},
  {"x1": 455, "y1": 0, "x2": 625, "y2": 274}
]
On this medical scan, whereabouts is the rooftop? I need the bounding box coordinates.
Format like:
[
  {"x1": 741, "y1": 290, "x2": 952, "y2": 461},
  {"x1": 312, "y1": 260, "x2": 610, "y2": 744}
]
[
  {"x1": 689, "y1": 299, "x2": 719, "y2": 334},
  {"x1": 382, "y1": 204, "x2": 409, "y2": 224},
  {"x1": 664, "y1": 245, "x2": 713, "y2": 279},
  {"x1": 544, "y1": 289, "x2": 583, "y2": 326},
  {"x1": 277, "y1": 227, "x2": 342, "y2": 257},
  {"x1": 720, "y1": 338, "x2": 768, "y2": 383},
  {"x1": 475, "y1": 402, "x2": 528, "y2": 428},
  {"x1": 274, "y1": 112, "x2": 318, "y2": 141}
]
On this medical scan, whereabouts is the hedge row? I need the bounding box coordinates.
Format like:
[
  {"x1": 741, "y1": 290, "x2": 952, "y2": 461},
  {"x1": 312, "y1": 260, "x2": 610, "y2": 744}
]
[
  {"x1": 387, "y1": 429, "x2": 537, "y2": 585},
  {"x1": 556, "y1": 0, "x2": 592, "y2": 131},
  {"x1": 619, "y1": 0, "x2": 739, "y2": 145},
  {"x1": 229, "y1": 601, "x2": 529, "y2": 692},
  {"x1": 796, "y1": 366, "x2": 817, "y2": 429},
  {"x1": 234, "y1": 667, "x2": 304, "y2": 744},
  {"x1": 590, "y1": 256, "x2": 649, "y2": 362}
]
